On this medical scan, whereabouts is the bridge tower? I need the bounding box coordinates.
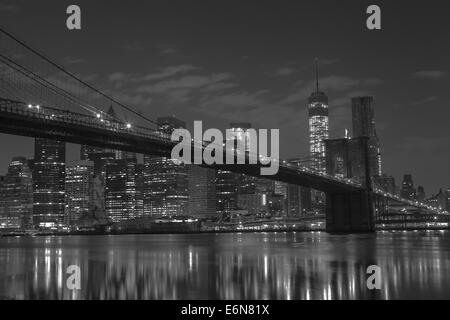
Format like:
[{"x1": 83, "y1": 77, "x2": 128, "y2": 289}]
[{"x1": 325, "y1": 136, "x2": 375, "y2": 233}]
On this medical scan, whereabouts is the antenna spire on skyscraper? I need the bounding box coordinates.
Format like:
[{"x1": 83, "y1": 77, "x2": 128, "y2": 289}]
[{"x1": 315, "y1": 57, "x2": 320, "y2": 93}]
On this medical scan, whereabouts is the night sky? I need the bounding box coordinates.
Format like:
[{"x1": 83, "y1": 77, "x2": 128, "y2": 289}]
[{"x1": 0, "y1": 0, "x2": 449, "y2": 194}]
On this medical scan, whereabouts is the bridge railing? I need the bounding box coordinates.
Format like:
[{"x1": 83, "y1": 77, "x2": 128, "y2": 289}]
[
  {"x1": 0, "y1": 98, "x2": 174, "y2": 145},
  {"x1": 372, "y1": 186, "x2": 448, "y2": 215}
]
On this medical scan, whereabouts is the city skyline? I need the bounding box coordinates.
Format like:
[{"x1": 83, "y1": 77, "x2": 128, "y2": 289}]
[
  {"x1": 0, "y1": 1, "x2": 448, "y2": 193},
  {"x1": 1, "y1": 0, "x2": 450, "y2": 302}
]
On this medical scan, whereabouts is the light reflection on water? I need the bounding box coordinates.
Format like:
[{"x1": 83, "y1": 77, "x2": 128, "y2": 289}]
[{"x1": 0, "y1": 231, "x2": 449, "y2": 300}]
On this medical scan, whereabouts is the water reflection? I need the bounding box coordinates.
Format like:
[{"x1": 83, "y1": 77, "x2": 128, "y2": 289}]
[{"x1": 0, "y1": 232, "x2": 449, "y2": 300}]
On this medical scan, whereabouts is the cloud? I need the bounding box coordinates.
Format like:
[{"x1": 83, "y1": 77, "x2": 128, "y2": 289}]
[
  {"x1": 197, "y1": 90, "x2": 299, "y2": 128},
  {"x1": 275, "y1": 67, "x2": 296, "y2": 76},
  {"x1": 108, "y1": 72, "x2": 127, "y2": 82},
  {"x1": 0, "y1": 3, "x2": 20, "y2": 13},
  {"x1": 320, "y1": 58, "x2": 340, "y2": 65},
  {"x1": 142, "y1": 65, "x2": 198, "y2": 81},
  {"x1": 112, "y1": 92, "x2": 153, "y2": 107},
  {"x1": 412, "y1": 70, "x2": 447, "y2": 79},
  {"x1": 108, "y1": 65, "x2": 199, "y2": 85},
  {"x1": 136, "y1": 73, "x2": 234, "y2": 94},
  {"x1": 362, "y1": 78, "x2": 383, "y2": 86},
  {"x1": 160, "y1": 48, "x2": 178, "y2": 55},
  {"x1": 64, "y1": 57, "x2": 86, "y2": 65},
  {"x1": 282, "y1": 75, "x2": 382, "y2": 105},
  {"x1": 411, "y1": 96, "x2": 439, "y2": 106}
]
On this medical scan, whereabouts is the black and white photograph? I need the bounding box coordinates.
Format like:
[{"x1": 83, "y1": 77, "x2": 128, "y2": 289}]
[{"x1": 0, "y1": 0, "x2": 449, "y2": 306}]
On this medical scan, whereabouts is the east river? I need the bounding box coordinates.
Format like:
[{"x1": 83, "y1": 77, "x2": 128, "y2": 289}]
[{"x1": 0, "y1": 231, "x2": 449, "y2": 299}]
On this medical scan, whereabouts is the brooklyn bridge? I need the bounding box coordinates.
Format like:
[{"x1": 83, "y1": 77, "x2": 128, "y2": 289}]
[{"x1": 0, "y1": 26, "x2": 448, "y2": 233}]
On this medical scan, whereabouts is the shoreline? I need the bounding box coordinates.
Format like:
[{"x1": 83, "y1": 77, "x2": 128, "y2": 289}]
[{"x1": 1, "y1": 226, "x2": 449, "y2": 238}]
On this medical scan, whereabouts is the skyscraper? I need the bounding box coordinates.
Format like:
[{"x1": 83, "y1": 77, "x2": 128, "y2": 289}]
[
  {"x1": 105, "y1": 157, "x2": 138, "y2": 222},
  {"x1": 287, "y1": 159, "x2": 312, "y2": 216},
  {"x1": 188, "y1": 166, "x2": 216, "y2": 218},
  {"x1": 143, "y1": 117, "x2": 188, "y2": 216},
  {"x1": 417, "y1": 186, "x2": 426, "y2": 202},
  {"x1": 308, "y1": 60, "x2": 329, "y2": 212},
  {"x1": 216, "y1": 123, "x2": 254, "y2": 219},
  {"x1": 33, "y1": 138, "x2": 66, "y2": 230},
  {"x1": 445, "y1": 188, "x2": 450, "y2": 212},
  {"x1": 65, "y1": 161, "x2": 93, "y2": 225},
  {"x1": 308, "y1": 59, "x2": 329, "y2": 173},
  {"x1": 81, "y1": 105, "x2": 138, "y2": 221},
  {"x1": 216, "y1": 169, "x2": 239, "y2": 218},
  {"x1": 229, "y1": 122, "x2": 253, "y2": 153},
  {"x1": 426, "y1": 189, "x2": 447, "y2": 211},
  {"x1": 400, "y1": 174, "x2": 416, "y2": 200},
  {"x1": 351, "y1": 97, "x2": 382, "y2": 176},
  {"x1": 135, "y1": 163, "x2": 145, "y2": 217},
  {"x1": 0, "y1": 157, "x2": 33, "y2": 230}
]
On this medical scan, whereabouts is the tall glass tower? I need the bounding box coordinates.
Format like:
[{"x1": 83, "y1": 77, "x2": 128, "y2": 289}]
[
  {"x1": 143, "y1": 117, "x2": 188, "y2": 216},
  {"x1": 351, "y1": 96, "x2": 382, "y2": 176},
  {"x1": 0, "y1": 157, "x2": 33, "y2": 230},
  {"x1": 33, "y1": 138, "x2": 66, "y2": 230},
  {"x1": 308, "y1": 59, "x2": 329, "y2": 173}
]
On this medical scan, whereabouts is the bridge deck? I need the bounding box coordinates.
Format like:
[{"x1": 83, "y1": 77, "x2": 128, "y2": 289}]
[{"x1": 0, "y1": 98, "x2": 364, "y2": 194}]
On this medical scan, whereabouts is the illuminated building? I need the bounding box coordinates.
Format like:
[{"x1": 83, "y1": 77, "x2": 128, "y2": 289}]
[
  {"x1": 446, "y1": 188, "x2": 450, "y2": 211},
  {"x1": 0, "y1": 176, "x2": 4, "y2": 226},
  {"x1": 216, "y1": 170, "x2": 239, "y2": 218},
  {"x1": 436, "y1": 189, "x2": 446, "y2": 210},
  {"x1": 65, "y1": 161, "x2": 93, "y2": 225},
  {"x1": 400, "y1": 174, "x2": 416, "y2": 200},
  {"x1": 308, "y1": 60, "x2": 329, "y2": 173},
  {"x1": 143, "y1": 117, "x2": 188, "y2": 216},
  {"x1": 287, "y1": 183, "x2": 312, "y2": 217},
  {"x1": 237, "y1": 193, "x2": 269, "y2": 217},
  {"x1": 351, "y1": 97, "x2": 382, "y2": 176},
  {"x1": 135, "y1": 164, "x2": 144, "y2": 217},
  {"x1": 287, "y1": 158, "x2": 312, "y2": 215},
  {"x1": 308, "y1": 60, "x2": 329, "y2": 212},
  {"x1": 373, "y1": 174, "x2": 397, "y2": 194},
  {"x1": 425, "y1": 189, "x2": 447, "y2": 211},
  {"x1": 0, "y1": 157, "x2": 33, "y2": 230},
  {"x1": 229, "y1": 122, "x2": 253, "y2": 153},
  {"x1": 81, "y1": 106, "x2": 137, "y2": 220},
  {"x1": 416, "y1": 186, "x2": 426, "y2": 202},
  {"x1": 80, "y1": 145, "x2": 103, "y2": 161},
  {"x1": 268, "y1": 193, "x2": 286, "y2": 217},
  {"x1": 272, "y1": 181, "x2": 288, "y2": 216},
  {"x1": 33, "y1": 138, "x2": 66, "y2": 230},
  {"x1": 188, "y1": 166, "x2": 216, "y2": 218},
  {"x1": 274, "y1": 181, "x2": 288, "y2": 198},
  {"x1": 105, "y1": 156, "x2": 138, "y2": 222},
  {"x1": 216, "y1": 123, "x2": 253, "y2": 218}
]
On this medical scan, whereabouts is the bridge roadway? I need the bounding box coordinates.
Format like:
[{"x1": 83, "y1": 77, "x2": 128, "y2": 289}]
[{"x1": 0, "y1": 98, "x2": 363, "y2": 195}]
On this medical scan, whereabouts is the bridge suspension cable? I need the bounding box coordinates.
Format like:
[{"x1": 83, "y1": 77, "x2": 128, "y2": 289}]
[
  {"x1": 0, "y1": 52, "x2": 104, "y2": 116},
  {"x1": 0, "y1": 25, "x2": 159, "y2": 127}
]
